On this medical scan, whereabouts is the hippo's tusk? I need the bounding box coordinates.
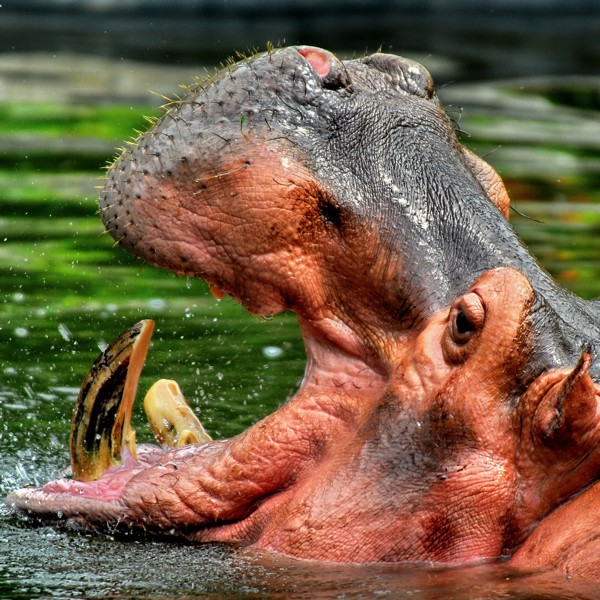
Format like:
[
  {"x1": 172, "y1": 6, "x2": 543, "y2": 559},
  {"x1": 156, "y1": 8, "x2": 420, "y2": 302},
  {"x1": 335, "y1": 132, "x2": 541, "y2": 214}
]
[
  {"x1": 143, "y1": 379, "x2": 212, "y2": 447},
  {"x1": 70, "y1": 319, "x2": 155, "y2": 482}
]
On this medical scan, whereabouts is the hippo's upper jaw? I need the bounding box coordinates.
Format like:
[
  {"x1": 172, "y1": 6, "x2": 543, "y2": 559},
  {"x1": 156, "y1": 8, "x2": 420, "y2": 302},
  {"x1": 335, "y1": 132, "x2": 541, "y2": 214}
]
[
  {"x1": 8, "y1": 47, "x2": 600, "y2": 570},
  {"x1": 98, "y1": 46, "x2": 510, "y2": 332},
  {"x1": 98, "y1": 44, "x2": 599, "y2": 374}
]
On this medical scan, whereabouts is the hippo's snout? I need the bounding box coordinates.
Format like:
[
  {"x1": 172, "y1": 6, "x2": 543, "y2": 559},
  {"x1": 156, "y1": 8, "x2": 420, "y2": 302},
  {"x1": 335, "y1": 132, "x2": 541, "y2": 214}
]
[{"x1": 100, "y1": 45, "x2": 358, "y2": 274}]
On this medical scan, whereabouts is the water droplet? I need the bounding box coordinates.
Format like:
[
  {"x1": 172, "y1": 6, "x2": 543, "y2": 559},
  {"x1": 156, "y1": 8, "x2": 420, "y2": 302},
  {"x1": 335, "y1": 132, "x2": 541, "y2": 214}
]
[
  {"x1": 262, "y1": 345, "x2": 284, "y2": 359},
  {"x1": 14, "y1": 327, "x2": 29, "y2": 338},
  {"x1": 58, "y1": 323, "x2": 72, "y2": 342},
  {"x1": 148, "y1": 298, "x2": 166, "y2": 310}
]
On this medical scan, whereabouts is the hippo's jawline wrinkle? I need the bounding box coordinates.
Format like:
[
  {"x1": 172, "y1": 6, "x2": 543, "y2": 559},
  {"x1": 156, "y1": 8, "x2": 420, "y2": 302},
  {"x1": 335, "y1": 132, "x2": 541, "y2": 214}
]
[{"x1": 7, "y1": 46, "x2": 600, "y2": 574}]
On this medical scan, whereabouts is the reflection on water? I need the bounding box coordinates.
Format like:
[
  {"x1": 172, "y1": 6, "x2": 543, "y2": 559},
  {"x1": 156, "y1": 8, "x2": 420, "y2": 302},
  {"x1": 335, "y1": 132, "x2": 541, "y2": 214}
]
[
  {"x1": 3, "y1": 525, "x2": 600, "y2": 599},
  {"x1": 1, "y1": 51, "x2": 599, "y2": 598},
  {"x1": 0, "y1": 533, "x2": 591, "y2": 600}
]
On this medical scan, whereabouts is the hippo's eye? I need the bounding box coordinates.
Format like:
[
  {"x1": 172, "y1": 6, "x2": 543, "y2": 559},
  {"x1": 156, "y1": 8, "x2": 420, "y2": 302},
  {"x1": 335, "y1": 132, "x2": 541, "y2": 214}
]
[{"x1": 445, "y1": 293, "x2": 485, "y2": 362}]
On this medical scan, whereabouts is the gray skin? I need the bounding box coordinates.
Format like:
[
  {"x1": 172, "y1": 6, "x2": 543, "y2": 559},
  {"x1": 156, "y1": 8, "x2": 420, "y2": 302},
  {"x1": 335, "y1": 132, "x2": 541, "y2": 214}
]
[{"x1": 102, "y1": 46, "x2": 599, "y2": 381}]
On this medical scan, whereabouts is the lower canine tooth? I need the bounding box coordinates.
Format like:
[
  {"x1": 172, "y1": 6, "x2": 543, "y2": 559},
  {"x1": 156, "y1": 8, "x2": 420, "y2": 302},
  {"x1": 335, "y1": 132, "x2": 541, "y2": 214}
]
[
  {"x1": 143, "y1": 379, "x2": 212, "y2": 447},
  {"x1": 70, "y1": 319, "x2": 155, "y2": 482}
]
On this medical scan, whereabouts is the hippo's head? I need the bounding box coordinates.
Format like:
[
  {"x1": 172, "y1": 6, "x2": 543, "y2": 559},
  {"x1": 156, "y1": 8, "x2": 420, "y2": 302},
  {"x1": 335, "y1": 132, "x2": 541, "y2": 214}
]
[
  {"x1": 8, "y1": 47, "x2": 600, "y2": 567},
  {"x1": 100, "y1": 45, "x2": 597, "y2": 377}
]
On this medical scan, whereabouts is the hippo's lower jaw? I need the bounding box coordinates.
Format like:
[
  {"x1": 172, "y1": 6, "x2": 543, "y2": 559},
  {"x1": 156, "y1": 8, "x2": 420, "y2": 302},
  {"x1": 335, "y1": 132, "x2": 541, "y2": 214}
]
[
  {"x1": 7, "y1": 304, "x2": 392, "y2": 559},
  {"x1": 9, "y1": 268, "x2": 600, "y2": 568}
]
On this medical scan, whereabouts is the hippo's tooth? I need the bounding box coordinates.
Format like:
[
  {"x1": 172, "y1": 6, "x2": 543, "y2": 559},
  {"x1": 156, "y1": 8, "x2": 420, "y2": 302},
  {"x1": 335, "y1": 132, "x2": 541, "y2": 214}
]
[
  {"x1": 143, "y1": 379, "x2": 213, "y2": 447},
  {"x1": 70, "y1": 320, "x2": 155, "y2": 482}
]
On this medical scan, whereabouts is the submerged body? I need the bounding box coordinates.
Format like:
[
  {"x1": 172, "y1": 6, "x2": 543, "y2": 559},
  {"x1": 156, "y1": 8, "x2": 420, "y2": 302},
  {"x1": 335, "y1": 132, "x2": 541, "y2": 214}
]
[{"x1": 8, "y1": 47, "x2": 600, "y2": 576}]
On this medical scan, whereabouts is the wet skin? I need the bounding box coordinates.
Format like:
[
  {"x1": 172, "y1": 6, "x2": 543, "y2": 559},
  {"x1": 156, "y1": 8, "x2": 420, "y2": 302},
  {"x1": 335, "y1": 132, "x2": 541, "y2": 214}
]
[{"x1": 7, "y1": 47, "x2": 600, "y2": 574}]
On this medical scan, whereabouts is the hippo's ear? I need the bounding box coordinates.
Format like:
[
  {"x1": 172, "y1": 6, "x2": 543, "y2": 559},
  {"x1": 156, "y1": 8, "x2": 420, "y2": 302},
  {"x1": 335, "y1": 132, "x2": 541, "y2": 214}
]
[
  {"x1": 531, "y1": 351, "x2": 600, "y2": 450},
  {"x1": 462, "y1": 148, "x2": 510, "y2": 218}
]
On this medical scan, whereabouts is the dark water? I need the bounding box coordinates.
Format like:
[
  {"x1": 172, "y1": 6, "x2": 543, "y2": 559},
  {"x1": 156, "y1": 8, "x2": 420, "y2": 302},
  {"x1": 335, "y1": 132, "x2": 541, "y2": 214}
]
[
  {"x1": 3, "y1": 5, "x2": 600, "y2": 83},
  {"x1": 1, "y1": 39, "x2": 600, "y2": 599}
]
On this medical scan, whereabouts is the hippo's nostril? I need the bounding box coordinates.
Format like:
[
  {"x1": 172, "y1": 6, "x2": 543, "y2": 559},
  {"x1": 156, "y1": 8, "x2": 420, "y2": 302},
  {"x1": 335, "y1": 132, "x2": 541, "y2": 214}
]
[
  {"x1": 297, "y1": 46, "x2": 352, "y2": 91},
  {"x1": 362, "y1": 54, "x2": 434, "y2": 99},
  {"x1": 298, "y1": 47, "x2": 331, "y2": 77}
]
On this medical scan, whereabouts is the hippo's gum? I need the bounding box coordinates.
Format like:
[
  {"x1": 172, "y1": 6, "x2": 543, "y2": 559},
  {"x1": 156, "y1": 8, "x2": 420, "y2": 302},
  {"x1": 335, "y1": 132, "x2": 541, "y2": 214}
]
[{"x1": 7, "y1": 46, "x2": 600, "y2": 576}]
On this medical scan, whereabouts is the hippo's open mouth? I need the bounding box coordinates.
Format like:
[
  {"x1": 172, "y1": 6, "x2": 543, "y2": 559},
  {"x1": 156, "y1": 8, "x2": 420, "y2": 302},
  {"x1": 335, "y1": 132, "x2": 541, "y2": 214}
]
[
  {"x1": 9, "y1": 259, "x2": 389, "y2": 545},
  {"x1": 36, "y1": 283, "x2": 386, "y2": 500}
]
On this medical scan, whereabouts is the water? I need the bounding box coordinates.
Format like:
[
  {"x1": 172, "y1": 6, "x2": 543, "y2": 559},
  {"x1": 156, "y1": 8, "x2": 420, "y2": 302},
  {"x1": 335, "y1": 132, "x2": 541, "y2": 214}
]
[{"x1": 1, "y1": 49, "x2": 599, "y2": 598}]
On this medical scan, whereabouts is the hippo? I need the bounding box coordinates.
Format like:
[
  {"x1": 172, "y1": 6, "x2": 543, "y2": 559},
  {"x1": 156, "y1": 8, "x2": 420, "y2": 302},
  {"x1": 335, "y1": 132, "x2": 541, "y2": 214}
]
[{"x1": 7, "y1": 46, "x2": 600, "y2": 577}]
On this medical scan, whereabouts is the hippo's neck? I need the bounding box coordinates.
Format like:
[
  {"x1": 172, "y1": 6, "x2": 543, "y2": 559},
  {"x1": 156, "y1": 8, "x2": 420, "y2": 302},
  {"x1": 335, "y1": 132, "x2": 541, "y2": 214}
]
[
  {"x1": 450, "y1": 204, "x2": 600, "y2": 379},
  {"x1": 322, "y1": 150, "x2": 600, "y2": 378},
  {"x1": 440, "y1": 189, "x2": 600, "y2": 376}
]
